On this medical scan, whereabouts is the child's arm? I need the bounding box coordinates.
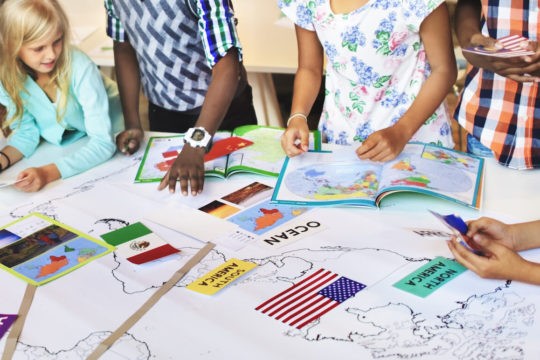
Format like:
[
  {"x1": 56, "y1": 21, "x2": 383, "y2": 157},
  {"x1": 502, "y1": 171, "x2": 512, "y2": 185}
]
[
  {"x1": 158, "y1": 48, "x2": 241, "y2": 196},
  {"x1": 448, "y1": 217, "x2": 540, "y2": 285},
  {"x1": 357, "y1": 3, "x2": 456, "y2": 162},
  {"x1": 455, "y1": 0, "x2": 539, "y2": 82},
  {"x1": 281, "y1": 25, "x2": 324, "y2": 157},
  {"x1": 112, "y1": 40, "x2": 144, "y2": 155},
  {"x1": 448, "y1": 235, "x2": 540, "y2": 285},
  {"x1": 0, "y1": 145, "x2": 22, "y2": 171}
]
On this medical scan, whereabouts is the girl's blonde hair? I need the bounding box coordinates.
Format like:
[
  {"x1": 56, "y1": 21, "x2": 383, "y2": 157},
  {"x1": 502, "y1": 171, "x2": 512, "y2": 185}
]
[{"x1": 0, "y1": 0, "x2": 72, "y2": 128}]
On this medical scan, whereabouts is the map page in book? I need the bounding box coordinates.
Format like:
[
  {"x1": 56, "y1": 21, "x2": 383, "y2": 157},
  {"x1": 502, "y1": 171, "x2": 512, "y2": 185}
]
[
  {"x1": 271, "y1": 143, "x2": 484, "y2": 209},
  {"x1": 135, "y1": 125, "x2": 322, "y2": 182}
]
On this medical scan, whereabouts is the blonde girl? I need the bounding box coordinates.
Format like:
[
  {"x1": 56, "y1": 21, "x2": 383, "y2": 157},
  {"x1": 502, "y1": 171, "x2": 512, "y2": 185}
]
[{"x1": 0, "y1": 0, "x2": 121, "y2": 191}]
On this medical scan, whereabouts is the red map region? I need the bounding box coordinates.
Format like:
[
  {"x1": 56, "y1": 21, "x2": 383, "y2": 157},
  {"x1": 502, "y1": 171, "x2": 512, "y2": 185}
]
[
  {"x1": 37, "y1": 255, "x2": 68, "y2": 278},
  {"x1": 255, "y1": 208, "x2": 283, "y2": 231}
]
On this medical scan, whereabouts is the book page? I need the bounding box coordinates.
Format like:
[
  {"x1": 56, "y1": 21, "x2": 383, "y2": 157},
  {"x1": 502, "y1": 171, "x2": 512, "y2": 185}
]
[
  {"x1": 228, "y1": 125, "x2": 321, "y2": 177},
  {"x1": 377, "y1": 143, "x2": 483, "y2": 208},
  {"x1": 272, "y1": 146, "x2": 383, "y2": 206},
  {"x1": 134, "y1": 132, "x2": 231, "y2": 182}
]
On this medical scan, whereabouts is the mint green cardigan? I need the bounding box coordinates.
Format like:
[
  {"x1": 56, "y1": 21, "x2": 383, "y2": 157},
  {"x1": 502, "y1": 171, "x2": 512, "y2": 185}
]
[{"x1": 1, "y1": 47, "x2": 122, "y2": 178}]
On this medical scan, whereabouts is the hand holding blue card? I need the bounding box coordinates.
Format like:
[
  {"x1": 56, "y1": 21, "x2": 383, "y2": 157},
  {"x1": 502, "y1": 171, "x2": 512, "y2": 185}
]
[{"x1": 429, "y1": 210, "x2": 484, "y2": 256}]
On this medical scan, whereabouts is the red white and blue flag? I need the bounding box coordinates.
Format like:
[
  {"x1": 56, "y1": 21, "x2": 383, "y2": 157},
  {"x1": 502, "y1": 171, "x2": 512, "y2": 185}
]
[{"x1": 255, "y1": 268, "x2": 366, "y2": 329}]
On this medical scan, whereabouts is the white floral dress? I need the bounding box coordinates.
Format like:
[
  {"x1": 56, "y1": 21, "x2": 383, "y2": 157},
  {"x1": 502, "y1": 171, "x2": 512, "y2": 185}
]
[{"x1": 279, "y1": 0, "x2": 454, "y2": 147}]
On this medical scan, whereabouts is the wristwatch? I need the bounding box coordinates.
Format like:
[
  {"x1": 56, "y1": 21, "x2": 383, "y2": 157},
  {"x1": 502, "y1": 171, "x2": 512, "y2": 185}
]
[{"x1": 184, "y1": 127, "x2": 212, "y2": 152}]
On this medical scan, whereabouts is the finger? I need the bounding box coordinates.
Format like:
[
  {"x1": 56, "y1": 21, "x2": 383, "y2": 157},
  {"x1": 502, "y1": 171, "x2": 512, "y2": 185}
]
[
  {"x1": 471, "y1": 34, "x2": 499, "y2": 49},
  {"x1": 369, "y1": 146, "x2": 394, "y2": 162},
  {"x1": 178, "y1": 174, "x2": 189, "y2": 196},
  {"x1": 282, "y1": 131, "x2": 304, "y2": 157},
  {"x1": 356, "y1": 140, "x2": 376, "y2": 157},
  {"x1": 447, "y1": 238, "x2": 482, "y2": 273},
  {"x1": 157, "y1": 172, "x2": 170, "y2": 191},
  {"x1": 358, "y1": 142, "x2": 385, "y2": 161},
  {"x1": 506, "y1": 74, "x2": 539, "y2": 83},
  {"x1": 126, "y1": 138, "x2": 139, "y2": 154},
  {"x1": 191, "y1": 168, "x2": 206, "y2": 195}
]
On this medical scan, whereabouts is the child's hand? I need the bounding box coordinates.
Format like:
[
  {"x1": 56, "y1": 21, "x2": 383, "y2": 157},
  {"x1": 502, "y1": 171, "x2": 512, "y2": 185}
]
[
  {"x1": 466, "y1": 217, "x2": 517, "y2": 250},
  {"x1": 520, "y1": 41, "x2": 540, "y2": 78},
  {"x1": 447, "y1": 235, "x2": 531, "y2": 282},
  {"x1": 355, "y1": 126, "x2": 408, "y2": 162},
  {"x1": 463, "y1": 33, "x2": 539, "y2": 82},
  {"x1": 116, "y1": 128, "x2": 144, "y2": 155},
  {"x1": 157, "y1": 145, "x2": 205, "y2": 196},
  {"x1": 281, "y1": 118, "x2": 309, "y2": 157},
  {"x1": 14, "y1": 165, "x2": 59, "y2": 192}
]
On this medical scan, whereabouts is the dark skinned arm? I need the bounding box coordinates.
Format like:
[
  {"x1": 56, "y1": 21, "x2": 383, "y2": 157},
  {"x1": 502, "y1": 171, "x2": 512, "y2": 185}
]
[
  {"x1": 158, "y1": 47, "x2": 241, "y2": 196},
  {"x1": 113, "y1": 39, "x2": 144, "y2": 154}
]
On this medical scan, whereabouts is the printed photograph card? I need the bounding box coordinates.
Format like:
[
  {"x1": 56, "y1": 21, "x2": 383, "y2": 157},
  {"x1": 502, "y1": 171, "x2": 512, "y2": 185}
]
[{"x1": 0, "y1": 213, "x2": 114, "y2": 286}]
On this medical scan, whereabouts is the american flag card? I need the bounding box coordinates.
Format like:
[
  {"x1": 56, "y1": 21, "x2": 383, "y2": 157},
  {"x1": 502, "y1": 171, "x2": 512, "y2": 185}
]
[
  {"x1": 255, "y1": 268, "x2": 366, "y2": 329},
  {"x1": 462, "y1": 35, "x2": 534, "y2": 58}
]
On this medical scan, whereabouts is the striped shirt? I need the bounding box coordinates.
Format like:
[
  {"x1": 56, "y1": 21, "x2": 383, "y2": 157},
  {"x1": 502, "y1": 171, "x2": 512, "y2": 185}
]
[
  {"x1": 454, "y1": 0, "x2": 540, "y2": 170},
  {"x1": 104, "y1": 0, "x2": 242, "y2": 111}
]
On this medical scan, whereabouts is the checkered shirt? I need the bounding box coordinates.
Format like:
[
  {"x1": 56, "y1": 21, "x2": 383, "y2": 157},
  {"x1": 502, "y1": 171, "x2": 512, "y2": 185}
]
[
  {"x1": 105, "y1": 0, "x2": 242, "y2": 111},
  {"x1": 454, "y1": 0, "x2": 540, "y2": 169}
]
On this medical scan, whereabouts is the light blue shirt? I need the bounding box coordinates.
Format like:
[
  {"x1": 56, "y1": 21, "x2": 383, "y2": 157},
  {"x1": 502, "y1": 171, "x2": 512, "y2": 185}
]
[{"x1": 1, "y1": 47, "x2": 119, "y2": 178}]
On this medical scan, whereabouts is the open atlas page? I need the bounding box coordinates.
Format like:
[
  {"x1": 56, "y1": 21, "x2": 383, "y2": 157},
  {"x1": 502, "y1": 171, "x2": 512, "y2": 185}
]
[
  {"x1": 135, "y1": 125, "x2": 322, "y2": 182},
  {"x1": 271, "y1": 142, "x2": 484, "y2": 209},
  {"x1": 0, "y1": 213, "x2": 113, "y2": 286}
]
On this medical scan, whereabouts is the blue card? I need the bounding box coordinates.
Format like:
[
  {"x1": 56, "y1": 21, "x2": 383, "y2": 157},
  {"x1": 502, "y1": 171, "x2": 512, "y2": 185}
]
[{"x1": 429, "y1": 210, "x2": 484, "y2": 256}]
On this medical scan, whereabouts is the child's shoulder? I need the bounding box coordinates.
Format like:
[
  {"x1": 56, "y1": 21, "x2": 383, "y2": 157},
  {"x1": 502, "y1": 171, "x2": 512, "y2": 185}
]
[{"x1": 69, "y1": 46, "x2": 94, "y2": 66}]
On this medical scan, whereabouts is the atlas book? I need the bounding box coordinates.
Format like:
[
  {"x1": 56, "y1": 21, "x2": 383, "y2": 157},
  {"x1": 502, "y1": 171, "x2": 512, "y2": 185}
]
[
  {"x1": 0, "y1": 213, "x2": 113, "y2": 286},
  {"x1": 271, "y1": 142, "x2": 484, "y2": 209},
  {"x1": 134, "y1": 125, "x2": 322, "y2": 182}
]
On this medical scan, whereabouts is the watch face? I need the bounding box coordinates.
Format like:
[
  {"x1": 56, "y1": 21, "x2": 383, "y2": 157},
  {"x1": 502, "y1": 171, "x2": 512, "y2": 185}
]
[{"x1": 191, "y1": 129, "x2": 205, "y2": 141}]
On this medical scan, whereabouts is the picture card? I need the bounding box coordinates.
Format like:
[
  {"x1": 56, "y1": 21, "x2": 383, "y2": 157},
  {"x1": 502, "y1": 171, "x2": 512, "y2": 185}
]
[
  {"x1": 0, "y1": 213, "x2": 113, "y2": 286},
  {"x1": 429, "y1": 210, "x2": 484, "y2": 255},
  {"x1": 186, "y1": 258, "x2": 257, "y2": 295},
  {"x1": 101, "y1": 222, "x2": 180, "y2": 265}
]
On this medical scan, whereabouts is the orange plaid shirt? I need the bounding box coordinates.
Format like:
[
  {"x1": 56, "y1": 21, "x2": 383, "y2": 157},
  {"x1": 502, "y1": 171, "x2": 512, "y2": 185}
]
[{"x1": 454, "y1": 0, "x2": 540, "y2": 169}]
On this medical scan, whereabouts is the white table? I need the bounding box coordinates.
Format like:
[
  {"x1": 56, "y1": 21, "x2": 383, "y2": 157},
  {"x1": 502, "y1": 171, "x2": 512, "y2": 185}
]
[{"x1": 1, "y1": 133, "x2": 540, "y2": 359}]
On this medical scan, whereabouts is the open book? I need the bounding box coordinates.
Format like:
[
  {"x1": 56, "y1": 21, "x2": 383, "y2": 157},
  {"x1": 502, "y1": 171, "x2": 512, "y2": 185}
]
[
  {"x1": 271, "y1": 143, "x2": 484, "y2": 209},
  {"x1": 135, "y1": 125, "x2": 321, "y2": 182}
]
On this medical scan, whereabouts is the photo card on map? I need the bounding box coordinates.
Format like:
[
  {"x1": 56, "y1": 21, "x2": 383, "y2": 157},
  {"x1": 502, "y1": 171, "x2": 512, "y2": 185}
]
[{"x1": 0, "y1": 213, "x2": 113, "y2": 286}]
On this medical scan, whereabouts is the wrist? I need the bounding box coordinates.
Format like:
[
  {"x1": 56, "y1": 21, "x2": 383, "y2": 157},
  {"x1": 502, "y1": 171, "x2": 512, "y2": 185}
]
[
  {"x1": 41, "y1": 164, "x2": 61, "y2": 183},
  {"x1": 0, "y1": 150, "x2": 11, "y2": 171},
  {"x1": 514, "y1": 260, "x2": 540, "y2": 285},
  {"x1": 286, "y1": 113, "x2": 308, "y2": 127},
  {"x1": 184, "y1": 127, "x2": 212, "y2": 153}
]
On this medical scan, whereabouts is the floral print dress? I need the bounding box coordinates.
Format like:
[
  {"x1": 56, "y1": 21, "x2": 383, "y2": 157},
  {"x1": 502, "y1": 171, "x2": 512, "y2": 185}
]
[{"x1": 279, "y1": 0, "x2": 454, "y2": 147}]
